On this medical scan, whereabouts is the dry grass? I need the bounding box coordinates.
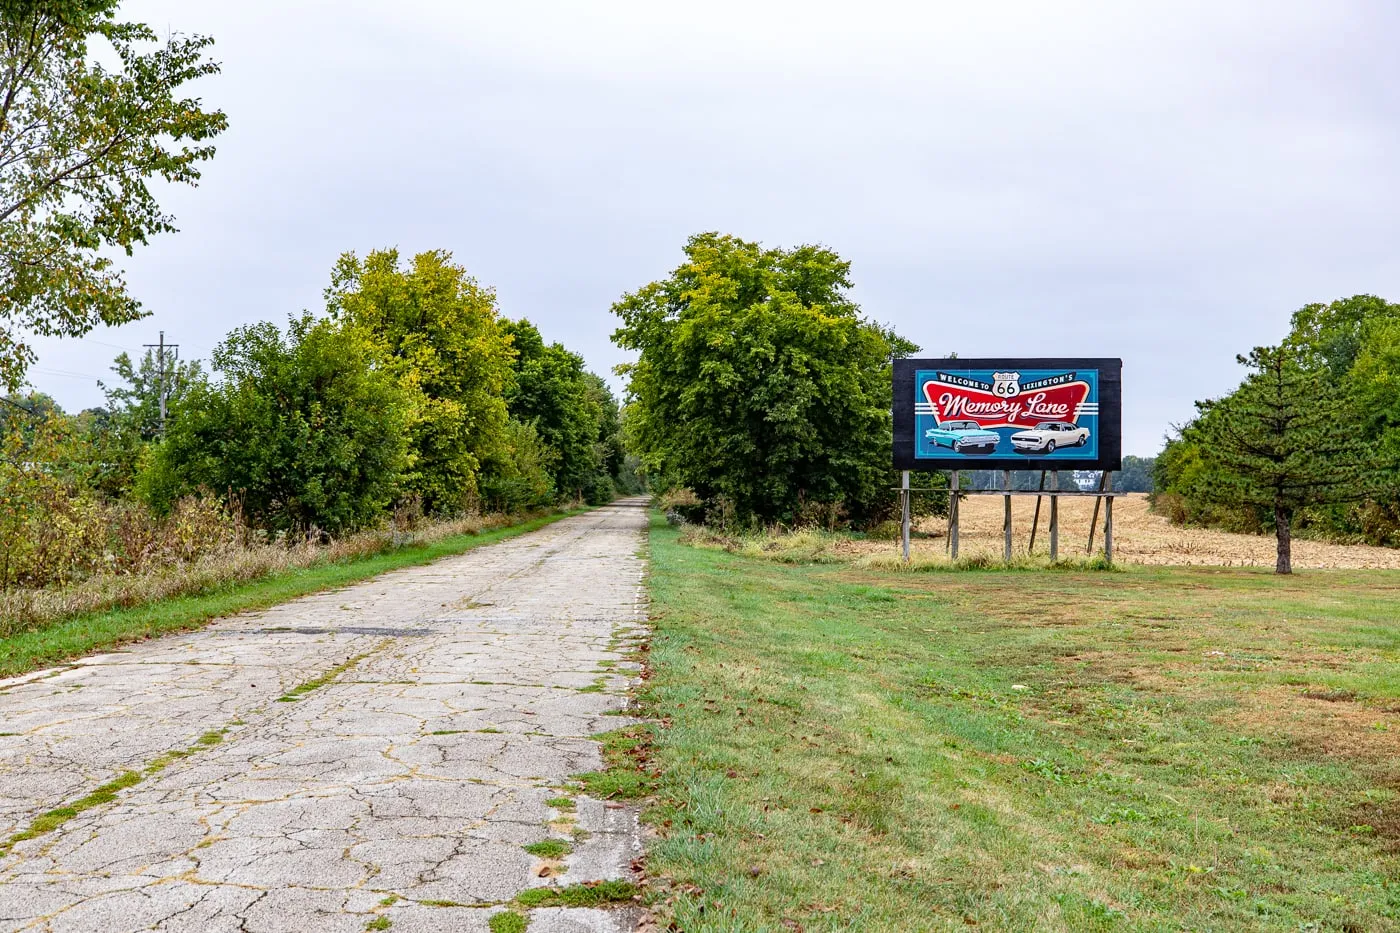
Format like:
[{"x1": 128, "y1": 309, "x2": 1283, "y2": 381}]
[
  {"x1": 684, "y1": 495, "x2": 1400, "y2": 570},
  {"x1": 0, "y1": 511, "x2": 548, "y2": 636},
  {"x1": 923, "y1": 493, "x2": 1400, "y2": 569}
]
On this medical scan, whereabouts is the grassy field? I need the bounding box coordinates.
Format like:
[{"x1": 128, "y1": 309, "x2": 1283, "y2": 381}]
[
  {"x1": 0, "y1": 509, "x2": 582, "y2": 679},
  {"x1": 639, "y1": 514, "x2": 1400, "y2": 931}
]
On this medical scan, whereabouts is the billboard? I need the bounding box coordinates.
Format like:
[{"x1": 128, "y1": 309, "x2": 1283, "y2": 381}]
[{"x1": 893, "y1": 358, "x2": 1121, "y2": 471}]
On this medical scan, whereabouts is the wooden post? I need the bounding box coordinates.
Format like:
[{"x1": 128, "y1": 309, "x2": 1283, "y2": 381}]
[
  {"x1": 1104, "y1": 470, "x2": 1114, "y2": 564},
  {"x1": 901, "y1": 470, "x2": 911, "y2": 563},
  {"x1": 1049, "y1": 471, "x2": 1059, "y2": 562},
  {"x1": 1087, "y1": 472, "x2": 1107, "y2": 554},
  {"x1": 1002, "y1": 470, "x2": 1013, "y2": 562},
  {"x1": 949, "y1": 471, "x2": 960, "y2": 559},
  {"x1": 1028, "y1": 471, "x2": 1046, "y2": 553}
]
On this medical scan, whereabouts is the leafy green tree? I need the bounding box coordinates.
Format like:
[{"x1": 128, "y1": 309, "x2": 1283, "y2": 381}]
[
  {"x1": 501, "y1": 319, "x2": 611, "y2": 502},
  {"x1": 327, "y1": 249, "x2": 514, "y2": 514},
  {"x1": 0, "y1": 0, "x2": 227, "y2": 389},
  {"x1": 80, "y1": 349, "x2": 205, "y2": 497},
  {"x1": 1287, "y1": 295, "x2": 1400, "y2": 380},
  {"x1": 99, "y1": 348, "x2": 205, "y2": 439},
  {"x1": 583, "y1": 371, "x2": 625, "y2": 501},
  {"x1": 1114, "y1": 455, "x2": 1155, "y2": 493},
  {"x1": 478, "y1": 418, "x2": 556, "y2": 513},
  {"x1": 1186, "y1": 345, "x2": 1378, "y2": 573},
  {"x1": 612, "y1": 232, "x2": 914, "y2": 526},
  {"x1": 145, "y1": 315, "x2": 412, "y2": 535}
]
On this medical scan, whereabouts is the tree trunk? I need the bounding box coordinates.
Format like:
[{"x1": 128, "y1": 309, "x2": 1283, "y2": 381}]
[{"x1": 1274, "y1": 504, "x2": 1292, "y2": 575}]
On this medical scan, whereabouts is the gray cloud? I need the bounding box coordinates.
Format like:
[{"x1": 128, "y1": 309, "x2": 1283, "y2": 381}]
[{"x1": 29, "y1": 0, "x2": 1400, "y2": 456}]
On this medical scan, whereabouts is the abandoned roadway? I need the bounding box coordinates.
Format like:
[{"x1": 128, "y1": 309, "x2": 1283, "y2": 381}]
[{"x1": 0, "y1": 499, "x2": 651, "y2": 933}]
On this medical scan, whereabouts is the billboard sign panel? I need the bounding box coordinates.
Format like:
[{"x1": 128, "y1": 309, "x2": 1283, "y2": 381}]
[{"x1": 893, "y1": 358, "x2": 1121, "y2": 471}]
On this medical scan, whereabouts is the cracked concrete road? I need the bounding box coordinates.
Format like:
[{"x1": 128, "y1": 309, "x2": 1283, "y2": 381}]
[{"x1": 0, "y1": 499, "x2": 651, "y2": 932}]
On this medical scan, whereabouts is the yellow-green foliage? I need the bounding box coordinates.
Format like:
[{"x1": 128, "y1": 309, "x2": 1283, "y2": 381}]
[
  {"x1": 0, "y1": 411, "x2": 240, "y2": 591},
  {"x1": 328, "y1": 249, "x2": 515, "y2": 515}
]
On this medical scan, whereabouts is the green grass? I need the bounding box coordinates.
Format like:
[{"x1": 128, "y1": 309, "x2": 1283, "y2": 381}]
[
  {"x1": 514, "y1": 880, "x2": 639, "y2": 908},
  {"x1": 571, "y1": 726, "x2": 655, "y2": 800},
  {"x1": 365, "y1": 917, "x2": 391, "y2": 931},
  {"x1": 642, "y1": 512, "x2": 1400, "y2": 931},
  {"x1": 276, "y1": 650, "x2": 375, "y2": 702},
  {"x1": 487, "y1": 912, "x2": 527, "y2": 933},
  {"x1": 0, "y1": 510, "x2": 582, "y2": 679},
  {"x1": 523, "y1": 838, "x2": 573, "y2": 859}
]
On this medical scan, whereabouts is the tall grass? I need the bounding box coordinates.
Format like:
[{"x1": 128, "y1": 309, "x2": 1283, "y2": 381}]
[{"x1": 0, "y1": 507, "x2": 568, "y2": 638}]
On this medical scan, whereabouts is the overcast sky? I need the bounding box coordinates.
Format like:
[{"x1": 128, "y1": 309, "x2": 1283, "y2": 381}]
[{"x1": 26, "y1": 0, "x2": 1400, "y2": 456}]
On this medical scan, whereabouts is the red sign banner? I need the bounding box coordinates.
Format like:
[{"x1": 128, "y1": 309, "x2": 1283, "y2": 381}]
[{"x1": 922, "y1": 379, "x2": 1090, "y2": 430}]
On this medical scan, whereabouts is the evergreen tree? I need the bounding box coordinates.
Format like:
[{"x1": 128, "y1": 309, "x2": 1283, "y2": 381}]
[{"x1": 1189, "y1": 345, "x2": 1378, "y2": 573}]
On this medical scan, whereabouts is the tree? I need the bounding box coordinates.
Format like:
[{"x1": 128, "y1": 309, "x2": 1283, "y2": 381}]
[
  {"x1": 478, "y1": 418, "x2": 555, "y2": 513},
  {"x1": 1114, "y1": 455, "x2": 1155, "y2": 493},
  {"x1": 501, "y1": 319, "x2": 612, "y2": 503},
  {"x1": 99, "y1": 347, "x2": 204, "y2": 439},
  {"x1": 1187, "y1": 345, "x2": 1377, "y2": 573},
  {"x1": 145, "y1": 315, "x2": 412, "y2": 535},
  {"x1": 1287, "y1": 295, "x2": 1400, "y2": 380},
  {"x1": 0, "y1": 0, "x2": 226, "y2": 389},
  {"x1": 81, "y1": 348, "x2": 204, "y2": 497},
  {"x1": 327, "y1": 249, "x2": 514, "y2": 514},
  {"x1": 583, "y1": 371, "x2": 626, "y2": 500},
  {"x1": 612, "y1": 232, "x2": 914, "y2": 526}
]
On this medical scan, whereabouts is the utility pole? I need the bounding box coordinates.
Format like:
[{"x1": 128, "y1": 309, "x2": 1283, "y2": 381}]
[{"x1": 143, "y1": 331, "x2": 179, "y2": 435}]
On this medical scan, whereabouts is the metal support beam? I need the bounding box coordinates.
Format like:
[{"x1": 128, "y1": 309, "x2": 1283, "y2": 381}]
[{"x1": 1049, "y1": 471, "x2": 1059, "y2": 562}]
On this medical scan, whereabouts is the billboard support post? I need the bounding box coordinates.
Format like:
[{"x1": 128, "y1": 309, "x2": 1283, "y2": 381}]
[
  {"x1": 1049, "y1": 471, "x2": 1059, "y2": 561},
  {"x1": 900, "y1": 470, "x2": 911, "y2": 564},
  {"x1": 1104, "y1": 471, "x2": 1114, "y2": 564},
  {"x1": 1087, "y1": 472, "x2": 1105, "y2": 555},
  {"x1": 1029, "y1": 471, "x2": 1046, "y2": 552},
  {"x1": 949, "y1": 471, "x2": 960, "y2": 559},
  {"x1": 1002, "y1": 470, "x2": 1013, "y2": 562}
]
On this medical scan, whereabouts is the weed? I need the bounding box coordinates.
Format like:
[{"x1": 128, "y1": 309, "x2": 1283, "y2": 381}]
[
  {"x1": 571, "y1": 726, "x2": 654, "y2": 799},
  {"x1": 488, "y1": 912, "x2": 526, "y2": 933},
  {"x1": 514, "y1": 880, "x2": 638, "y2": 908},
  {"x1": 276, "y1": 650, "x2": 376, "y2": 702},
  {"x1": 1, "y1": 722, "x2": 237, "y2": 855},
  {"x1": 523, "y1": 839, "x2": 572, "y2": 859}
]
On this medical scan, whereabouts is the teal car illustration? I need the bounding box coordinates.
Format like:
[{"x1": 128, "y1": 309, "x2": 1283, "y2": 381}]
[{"x1": 925, "y1": 420, "x2": 1000, "y2": 453}]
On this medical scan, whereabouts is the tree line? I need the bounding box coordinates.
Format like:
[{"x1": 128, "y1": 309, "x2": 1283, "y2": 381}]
[
  {"x1": 1155, "y1": 295, "x2": 1400, "y2": 572},
  {"x1": 1, "y1": 249, "x2": 637, "y2": 588}
]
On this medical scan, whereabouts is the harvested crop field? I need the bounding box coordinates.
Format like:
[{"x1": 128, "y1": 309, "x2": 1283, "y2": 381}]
[{"x1": 911, "y1": 493, "x2": 1400, "y2": 569}]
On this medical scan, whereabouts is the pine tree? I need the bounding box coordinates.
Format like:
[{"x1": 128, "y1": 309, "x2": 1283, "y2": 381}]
[{"x1": 1190, "y1": 345, "x2": 1376, "y2": 573}]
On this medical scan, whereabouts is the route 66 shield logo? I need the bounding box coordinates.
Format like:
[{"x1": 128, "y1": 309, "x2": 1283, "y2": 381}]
[{"x1": 991, "y1": 371, "x2": 1021, "y2": 398}]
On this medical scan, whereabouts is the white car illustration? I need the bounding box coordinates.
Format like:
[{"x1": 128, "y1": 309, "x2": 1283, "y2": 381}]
[{"x1": 1010, "y1": 421, "x2": 1089, "y2": 454}]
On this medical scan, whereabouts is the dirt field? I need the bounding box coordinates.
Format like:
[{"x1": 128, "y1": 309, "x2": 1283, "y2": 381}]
[{"x1": 906, "y1": 493, "x2": 1400, "y2": 569}]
